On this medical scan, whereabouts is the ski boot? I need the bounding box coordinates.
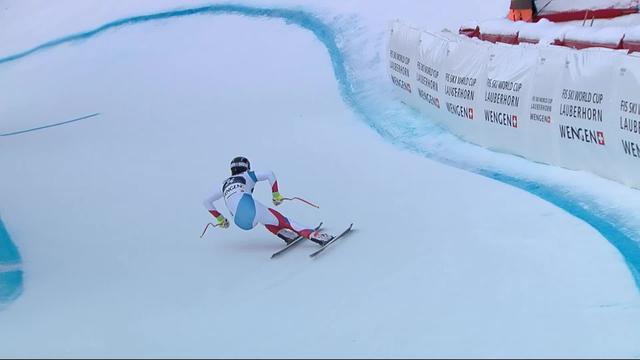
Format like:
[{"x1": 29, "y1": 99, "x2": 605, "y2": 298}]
[
  {"x1": 308, "y1": 230, "x2": 333, "y2": 246},
  {"x1": 276, "y1": 228, "x2": 299, "y2": 245}
]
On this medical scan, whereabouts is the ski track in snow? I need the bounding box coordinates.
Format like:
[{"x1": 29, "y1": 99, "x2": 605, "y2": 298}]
[{"x1": 1, "y1": 2, "x2": 640, "y2": 303}]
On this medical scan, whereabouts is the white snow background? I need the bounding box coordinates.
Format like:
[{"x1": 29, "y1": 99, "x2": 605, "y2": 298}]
[{"x1": 1, "y1": 0, "x2": 640, "y2": 358}]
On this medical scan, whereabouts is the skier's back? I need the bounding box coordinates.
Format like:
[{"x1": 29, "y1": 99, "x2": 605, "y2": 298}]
[{"x1": 203, "y1": 157, "x2": 332, "y2": 245}]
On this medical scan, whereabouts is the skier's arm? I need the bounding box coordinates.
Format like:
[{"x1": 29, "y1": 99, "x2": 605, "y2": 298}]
[
  {"x1": 252, "y1": 170, "x2": 284, "y2": 206},
  {"x1": 203, "y1": 190, "x2": 229, "y2": 228}
]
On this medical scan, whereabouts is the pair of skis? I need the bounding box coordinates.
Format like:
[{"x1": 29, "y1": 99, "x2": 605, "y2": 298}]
[{"x1": 270, "y1": 223, "x2": 354, "y2": 259}]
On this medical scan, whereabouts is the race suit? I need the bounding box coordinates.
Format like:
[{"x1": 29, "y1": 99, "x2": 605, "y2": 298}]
[{"x1": 203, "y1": 170, "x2": 314, "y2": 238}]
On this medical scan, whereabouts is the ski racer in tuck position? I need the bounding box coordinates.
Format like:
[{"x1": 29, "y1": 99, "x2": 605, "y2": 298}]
[{"x1": 203, "y1": 156, "x2": 333, "y2": 245}]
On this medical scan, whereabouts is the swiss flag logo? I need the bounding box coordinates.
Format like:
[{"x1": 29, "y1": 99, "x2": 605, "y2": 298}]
[
  {"x1": 469, "y1": 107, "x2": 474, "y2": 120},
  {"x1": 512, "y1": 115, "x2": 518, "y2": 128},
  {"x1": 597, "y1": 131, "x2": 606, "y2": 145}
]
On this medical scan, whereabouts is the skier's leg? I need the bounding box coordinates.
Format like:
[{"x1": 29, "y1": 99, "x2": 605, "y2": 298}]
[
  {"x1": 253, "y1": 199, "x2": 331, "y2": 245},
  {"x1": 252, "y1": 200, "x2": 315, "y2": 239},
  {"x1": 233, "y1": 194, "x2": 259, "y2": 230}
]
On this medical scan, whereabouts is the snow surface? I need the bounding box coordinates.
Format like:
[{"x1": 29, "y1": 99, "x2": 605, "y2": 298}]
[
  {"x1": 564, "y1": 24, "x2": 628, "y2": 43},
  {"x1": 459, "y1": 1, "x2": 640, "y2": 45},
  {"x1": 478, "y1": 18, "x2": 529, "y2": 35},
  {"x1": 536, "y1": 0, "x2": 639, "y2": 14},
  {"x1": 517, "y1": 19, "x2": 574, "y2": 43},
  {"x1": 476, "y1": 13, "x2": 640, "y2": 44},
  {"x1": 1, "y1": 0, "x2": 640, "y2": 358}
]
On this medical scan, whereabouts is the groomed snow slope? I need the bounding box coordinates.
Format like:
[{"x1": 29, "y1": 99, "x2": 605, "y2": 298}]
[{"x1": 1, "y1": 1, "x2": 640, "y2": 358}]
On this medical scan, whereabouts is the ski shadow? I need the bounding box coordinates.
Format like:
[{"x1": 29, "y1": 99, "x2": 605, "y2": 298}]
[
  {"x1": 220, "y1": 238, "x2": 282, "y2": 253},
  {"x1": 346, "y1": 228, "x2": 358, "y2": 236}
]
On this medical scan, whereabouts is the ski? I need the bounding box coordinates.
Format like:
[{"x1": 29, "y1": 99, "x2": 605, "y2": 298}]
[
  {"x1": 309, "y1": 223, "x2": 354, "y2": 258},
  {"x1": 270, "y1": 222, "x2": 323, "y2": 259}
]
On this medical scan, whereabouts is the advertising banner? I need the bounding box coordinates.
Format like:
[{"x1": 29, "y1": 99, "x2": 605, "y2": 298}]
[
  {"x1": 481, "y1": 43, "x2": 537, "y2": 155},
  {"x1": 553, "y1": 48, "x2": 621, "y2": 178},
  {"x1": 387, "y1": 22, "x2": 640, "y2": 189},
  {"x1": 438, "y1": 36, "x2": 489, "y2": 143},
  {"x1": 611, "y1": 53, "x2": 640, "y2": 188},
  {"x1": 412, "y1": 31, "x2": 448, "y2": 121},
  {"x1": 388, "y1": 22, "x2": 421, "y2": 107},
  {"x1": 524, "y1": 45, "x2": 572, "y2": 164}
]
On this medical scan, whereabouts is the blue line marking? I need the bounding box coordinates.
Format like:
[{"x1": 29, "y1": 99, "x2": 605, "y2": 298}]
[
  {"x1": 0, "y1": 113, "x2": 100, "y2": 137},
  {"x1": 1, "y1": 4, "x2": 639, "y2": 290},
  {"x1": 0, "y1": 219, "x2": 22, "y2": 304},
  {"x1": 0, "y1": 271, "x2": 23, "y2": 304}
]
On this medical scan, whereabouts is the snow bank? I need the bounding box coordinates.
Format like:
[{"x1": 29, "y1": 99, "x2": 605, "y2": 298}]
[
  {"x1": 536, "y1": 0, "x2": 639, "y2": 14},
  {"x1": 564, "y1": 25, "x2": 627, "y2": 44},
  {"x1": 517, "y1": 18, "x2": 573, "y2": 43}
]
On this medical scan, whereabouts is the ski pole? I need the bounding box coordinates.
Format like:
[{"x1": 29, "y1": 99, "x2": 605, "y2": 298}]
[
  {"x1": 282, "y1": 197, "x2": 320, "y2": 209},
  {"x1": 200, "y1": 222, "x2": 219, "y2": 238},
  {"x1": 537, "y1": 0, "x2": 555, "y2": 15}
]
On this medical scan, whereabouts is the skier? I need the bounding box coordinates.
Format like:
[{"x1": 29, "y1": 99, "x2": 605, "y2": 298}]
[{"x1": 203, "y1": 156, "x2": 333, "y2": 245}]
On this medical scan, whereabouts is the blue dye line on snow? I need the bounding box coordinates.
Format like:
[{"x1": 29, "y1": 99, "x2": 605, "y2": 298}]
[
  {"x1": 0, "y1": 271, "x2": 23, "y2": 303},
  {"x1": 0, "y1": 219, "x2": 22, "y2": 304},
  {"x1": 0, "y1": 113, "x2": 100, "y2": 137},
  {"x1": 1, "y1": 3, "x2": 639, "y2": 290},
  {"x1": 506, "y1": 174, "x2": 640, "y2": 284}
]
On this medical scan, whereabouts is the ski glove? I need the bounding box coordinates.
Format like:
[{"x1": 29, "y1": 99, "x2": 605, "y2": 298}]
[
  {"x1": 272, "y1": 191, "x2": 284, "y2": 206},
  {"x1": 216, "y1": 214, "x2": 229, "y2": 229}
]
